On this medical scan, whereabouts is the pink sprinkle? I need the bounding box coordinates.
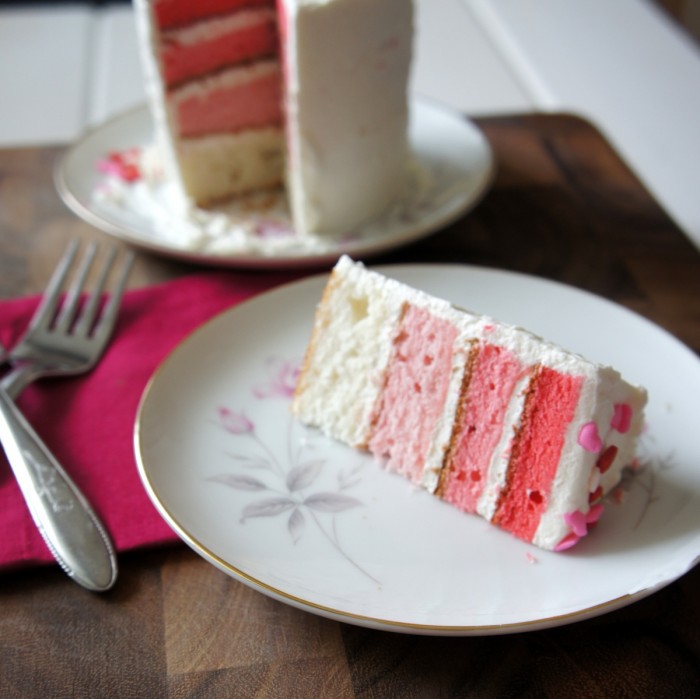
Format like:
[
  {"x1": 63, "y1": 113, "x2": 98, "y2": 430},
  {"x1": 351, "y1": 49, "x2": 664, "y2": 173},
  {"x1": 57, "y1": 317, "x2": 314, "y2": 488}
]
[
  {"x1": 564, "y1": 510, "x2": 589, "y2": 537},
  {"x1": 554, "y1": 532, "x2": 580, "y2": 552},
  {"x1": 560, "y1": 504, "x2": 605, "y2": 550},
  {"x1": 611, "y1": 403, "x2": 632, "y2": 433},
  {"x1": 97, "y1": 148, "x2": 142, "y2": 183},
  {"x1": 525, "y1": 552, "x2": 538, "y2": 564},
  {"x1": 586, "y1": 503, "x2": 604, "y2": 525},
  {"x1": 97, "y1": 159, "x2": 121, "y2": 176},
  {"x1": 254, "y1": 220, "x2": 294, "y2": 239},
  {"x1": 578, "y1": 422, "x2": 603, "y2": 452}
]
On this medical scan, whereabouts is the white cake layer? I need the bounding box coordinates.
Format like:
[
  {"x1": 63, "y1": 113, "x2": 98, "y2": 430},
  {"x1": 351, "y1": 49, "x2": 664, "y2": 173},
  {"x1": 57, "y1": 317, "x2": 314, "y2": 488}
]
[
  {"x1": 292, "y1": 255, "x2": 405, "y2": 447},
  {"x1": 178, "y1": 128, "x2": 284, "y2": 203}
]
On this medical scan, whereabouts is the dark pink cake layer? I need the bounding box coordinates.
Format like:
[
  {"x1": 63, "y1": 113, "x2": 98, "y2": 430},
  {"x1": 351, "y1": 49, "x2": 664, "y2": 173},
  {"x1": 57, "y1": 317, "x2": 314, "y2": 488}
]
[
  {"x1": 161, "y1": 13, "x2": 278, "y2": 87},
  {"x1": 369, "y1": 305, "x2": 457, "y2": 484},
  {"x1": 154, "y1": 0, "x2": 273, "y2": 30},
  {"x1": 440, "y1": 343, "x2": 524, "y2": 514},
  {"x1": 493, "y1": 366, "x2": 583, "y2": 541}
]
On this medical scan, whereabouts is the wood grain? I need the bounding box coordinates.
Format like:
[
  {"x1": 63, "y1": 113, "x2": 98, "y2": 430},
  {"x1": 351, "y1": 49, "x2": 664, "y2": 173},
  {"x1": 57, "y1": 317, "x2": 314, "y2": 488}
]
[{"x1": 1, "y1": 114, "x2": 699, "y2": 698}]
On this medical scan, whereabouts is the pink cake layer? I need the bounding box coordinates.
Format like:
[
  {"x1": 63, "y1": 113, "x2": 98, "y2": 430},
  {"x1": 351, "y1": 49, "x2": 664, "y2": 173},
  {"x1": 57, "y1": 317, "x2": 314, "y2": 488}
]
[
  {"x1": 154, "y1": 0, "x2": 273, "y2": 30},
  {"x1": 161, "y1": 12, "x2": 278, "y2": 87},
  {"x1": 174, "y1": 67, "x2": 282, "y2": 137},
  {"x1": 440, "y1": 343, "x2": 525, "y2": 513},
  {"x1": 493, "y1": 367, "x2": 583, "y2": 541},
  {"x1": 369, "y1": 305, "x2": 457, "y2": 484}
]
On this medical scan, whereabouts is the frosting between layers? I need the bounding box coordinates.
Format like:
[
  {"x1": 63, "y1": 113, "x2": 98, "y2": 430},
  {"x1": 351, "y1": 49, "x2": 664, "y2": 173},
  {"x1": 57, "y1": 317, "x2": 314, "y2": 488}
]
[
  {"x1": 173, "y1": 61, "x2": 282, "y2": 137},
  {"x1": 153, "y1": 0, "x2": 273, "y2": 30}
]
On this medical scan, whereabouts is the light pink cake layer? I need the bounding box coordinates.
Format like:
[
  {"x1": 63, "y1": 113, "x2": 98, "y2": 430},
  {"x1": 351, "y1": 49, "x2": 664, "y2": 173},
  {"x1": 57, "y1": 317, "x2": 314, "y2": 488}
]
[
  {"x1": 161, "y1": 11, "x2": 278, "y2": 87},
  {"x1": 369, "y1": 305, "x2": 457, "y2": 484},
  {"x1": 155, "y1": 0, "x2": 273, "y2": 30},
  {"x1": 440, "y1": 343, "x2": 524, "y2": 513},
  {"x1": 174, "y1": 65, "x2": 282, "y2": 137},
  {"x1": 493, "y1": 367, "x2": 583, "y2": 541}
]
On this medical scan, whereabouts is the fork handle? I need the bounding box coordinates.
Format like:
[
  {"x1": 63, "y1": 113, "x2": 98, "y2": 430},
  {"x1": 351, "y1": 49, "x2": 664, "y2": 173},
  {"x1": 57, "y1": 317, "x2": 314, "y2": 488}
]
[{"x1": 0, "y1": 387, "x2": 118, "y2": 591}]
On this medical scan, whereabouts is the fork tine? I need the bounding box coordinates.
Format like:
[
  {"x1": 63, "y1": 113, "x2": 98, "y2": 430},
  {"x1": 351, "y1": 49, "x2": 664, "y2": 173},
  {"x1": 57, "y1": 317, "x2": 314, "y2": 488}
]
[
  {"x1": 73, "y1": 245, "x2": 118, "y2": 337},
  {"x1": 91, "y1": 249, "x2": 136, "y2": 345},
  {"x1": 53, "y1": 242, "x2": 98, "y2": 334},
  {"x1": 26, "y1": 239, "x2": 80, "y2": 333}
]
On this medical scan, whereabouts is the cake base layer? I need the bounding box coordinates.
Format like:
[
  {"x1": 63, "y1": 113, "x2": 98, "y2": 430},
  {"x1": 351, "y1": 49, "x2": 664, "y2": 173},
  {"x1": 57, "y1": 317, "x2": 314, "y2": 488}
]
[{"x1": 177, "y1": 128, "x2": 284, "y2": 205}]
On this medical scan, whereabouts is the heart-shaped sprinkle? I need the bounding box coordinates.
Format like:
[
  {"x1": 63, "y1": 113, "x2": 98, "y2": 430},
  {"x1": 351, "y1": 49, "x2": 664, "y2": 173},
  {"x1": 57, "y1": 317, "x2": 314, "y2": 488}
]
[
  {"x1": 578, "y1": 422, "x2": 603, "y2": 452},
  {"x1": 589, "y1": 485, "x2": 603, "y2": 503},
  {"x1": 596, "y1": 445, "x2": 619, "y2": 474},
  {"x1": 586, "y1": 503, "x2": 604, "y2": 525},
  {"x1": 611, "y1": 403, "x2": 632, "y2": 433},
  {"x1": 559, "y1": 504, "x2": 606, "y2": 551},
  {"x1": 564, "y1": 510, "x2": 589, "y2": 537},
  {"x1": 554, "y1": 532, "x2": 580, "y2": 551}
]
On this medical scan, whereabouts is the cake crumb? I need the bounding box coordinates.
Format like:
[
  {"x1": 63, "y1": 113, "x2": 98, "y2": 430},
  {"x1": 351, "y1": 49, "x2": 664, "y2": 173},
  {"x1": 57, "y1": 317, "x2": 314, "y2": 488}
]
[{"x1": 613, "y1": 488, "x2": 626, "y2": 505}]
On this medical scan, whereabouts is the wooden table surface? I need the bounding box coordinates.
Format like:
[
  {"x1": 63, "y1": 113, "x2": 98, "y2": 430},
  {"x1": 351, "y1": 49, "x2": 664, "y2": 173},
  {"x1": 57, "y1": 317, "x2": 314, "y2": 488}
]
[{"x1": 1, "y1": 114, "x2": 699, "y2": 697}]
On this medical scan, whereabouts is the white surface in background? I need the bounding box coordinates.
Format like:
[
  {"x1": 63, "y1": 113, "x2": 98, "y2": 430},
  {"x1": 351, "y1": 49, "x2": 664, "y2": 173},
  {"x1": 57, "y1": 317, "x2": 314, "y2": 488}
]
[{"x1": 0, "y1": 0, "x2": 699, "y2": 249}]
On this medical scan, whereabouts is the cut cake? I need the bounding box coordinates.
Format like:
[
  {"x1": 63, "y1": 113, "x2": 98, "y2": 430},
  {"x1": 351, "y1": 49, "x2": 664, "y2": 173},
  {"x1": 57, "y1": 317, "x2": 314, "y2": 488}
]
[
  {"x1": 134, "y1": 0, "x2": 414, "y2": 236},
  {"x1": 292, "y1": 256, "x2": 648, "y2": 551}
]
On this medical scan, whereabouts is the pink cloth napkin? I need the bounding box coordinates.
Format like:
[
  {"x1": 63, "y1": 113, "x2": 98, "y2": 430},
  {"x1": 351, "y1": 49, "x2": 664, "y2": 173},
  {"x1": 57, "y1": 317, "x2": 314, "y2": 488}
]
[{"x1": 0, "y1": 270, "x2": 299, "y2": 571}]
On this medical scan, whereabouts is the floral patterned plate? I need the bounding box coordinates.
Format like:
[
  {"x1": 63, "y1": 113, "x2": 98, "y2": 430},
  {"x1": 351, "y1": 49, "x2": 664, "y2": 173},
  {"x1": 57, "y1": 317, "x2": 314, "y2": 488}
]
[
  {"x1": 55, "y1": 99, "x2": 494, "y2": 269},
  {"x1": 134, "y1": 264, "x2": 700, "y2": 635}
]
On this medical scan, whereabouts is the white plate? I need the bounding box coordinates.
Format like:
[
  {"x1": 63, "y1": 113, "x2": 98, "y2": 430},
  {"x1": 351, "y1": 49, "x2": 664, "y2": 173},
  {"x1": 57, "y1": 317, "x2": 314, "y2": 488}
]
[
  {"x1": 56, "y1": 100, "x2": 494, "y2": 269},
  {"x1": 134, "y1": 265, "x2": 700, "y2": 635}
]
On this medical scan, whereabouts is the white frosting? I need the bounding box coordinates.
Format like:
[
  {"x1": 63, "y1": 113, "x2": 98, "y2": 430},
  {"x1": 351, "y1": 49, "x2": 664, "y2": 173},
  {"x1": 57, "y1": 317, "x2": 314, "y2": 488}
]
[
  {"x1": 170, "y1": 59, "x2": 280, "y2": 104},
  {"x1": 281, "y1": 0, "x2": 414, "y2": 235},
  {"x1": 161, "y1": 8, "x2": 276, "y2": 46},
  {"x1": 133, "y1": 0, "x2": 188, "y2": 201},
  {"x1": 477, "y1": 369, "x2": 530, "y2": 522},
  {"x1": 93, "y1": 151, "x2": 432, "y2": 256},
  {"x1": 532, "y1": 368, "x2": 609, "y2": 548}
]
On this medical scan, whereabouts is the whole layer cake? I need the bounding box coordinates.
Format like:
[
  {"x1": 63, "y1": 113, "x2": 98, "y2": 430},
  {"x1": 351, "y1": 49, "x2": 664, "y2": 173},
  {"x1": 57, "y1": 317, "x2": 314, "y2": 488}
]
[
  {"x1": 292, "y1": 257, "x2": 648, "y2": 551},
  {"x1": 134, "y1": 0, "x2": 414, "y2": 236}
]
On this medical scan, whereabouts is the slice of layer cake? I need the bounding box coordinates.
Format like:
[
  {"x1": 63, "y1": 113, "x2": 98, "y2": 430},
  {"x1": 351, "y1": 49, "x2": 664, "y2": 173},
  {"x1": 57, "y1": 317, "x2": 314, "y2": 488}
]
[
  {"x1": 134, "y1": 0, "x2": 414, "y2": 237},
  {"x1": 292, "y1": 256, "x2": 648, "y2": 551}
]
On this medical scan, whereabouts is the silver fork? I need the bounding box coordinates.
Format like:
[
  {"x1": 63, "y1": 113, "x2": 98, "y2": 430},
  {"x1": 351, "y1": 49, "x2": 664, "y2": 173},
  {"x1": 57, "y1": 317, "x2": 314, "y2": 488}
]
[{"x1": 0, "y1": 240, "x2": 134, "y2": 591}]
